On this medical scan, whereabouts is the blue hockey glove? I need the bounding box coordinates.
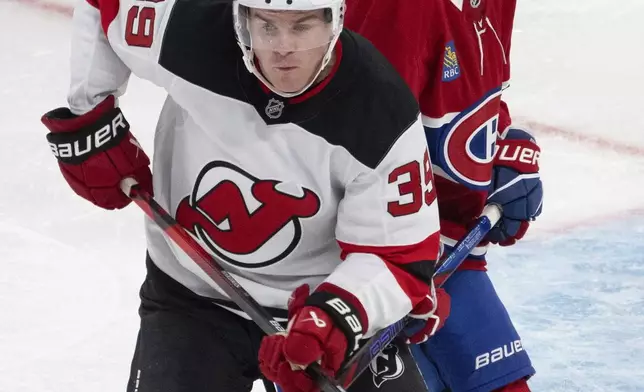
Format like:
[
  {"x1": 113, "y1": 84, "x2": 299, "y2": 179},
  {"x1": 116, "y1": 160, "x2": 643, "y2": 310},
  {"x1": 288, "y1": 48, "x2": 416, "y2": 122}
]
[{"x1": 487, "y1": 127, "x2": 543, "y2": 246}]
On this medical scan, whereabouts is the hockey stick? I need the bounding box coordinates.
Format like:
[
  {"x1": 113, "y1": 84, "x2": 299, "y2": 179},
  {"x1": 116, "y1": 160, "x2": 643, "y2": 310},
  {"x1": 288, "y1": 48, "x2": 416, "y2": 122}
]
[
  {"x1": 334, "y1": 204, "x2": 502, "y2": 387},
  {"x1": 120, "y1": 178, "x2": 345, "y2": 392},
  {"x1": 121, "y1": 178, "x2": 500, "y2": 390}
]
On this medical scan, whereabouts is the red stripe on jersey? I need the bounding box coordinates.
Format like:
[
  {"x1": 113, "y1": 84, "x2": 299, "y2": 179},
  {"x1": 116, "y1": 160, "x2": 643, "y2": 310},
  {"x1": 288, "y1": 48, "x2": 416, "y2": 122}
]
[
  {"x1": 338, "y1": 231, "x2": 441, "y2": 307},
  {"x1": 289, "y1": 41, "x2": 343, "y2": 104},
  {"x1": 97, "y1": 0, "x2": 121, "y2": 35},
  {"x1": 440, "y1": 219, "x2": 490, "y2": 270},
  {"x1": 382, "y1": 259, "x2": 435, "y2": 308},
  {"x1": 440, "y1": 219, "x2": 491, "y2": 251},
  {"x1": 338, "y1": 231, "x2": 440, "y2": 266},
  {"x1": 458, "y1": 260, "x2": 488, "y2": 271}
]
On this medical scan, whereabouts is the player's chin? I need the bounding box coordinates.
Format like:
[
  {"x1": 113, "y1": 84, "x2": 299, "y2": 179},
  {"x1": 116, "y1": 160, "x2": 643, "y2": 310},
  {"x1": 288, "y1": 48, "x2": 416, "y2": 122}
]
[
  {"x1": 271, "y1": 73, "x2": 309, "y2": 93},
  {"x1": 275, "y1": 81, "x2": 306, "y2": 94}
]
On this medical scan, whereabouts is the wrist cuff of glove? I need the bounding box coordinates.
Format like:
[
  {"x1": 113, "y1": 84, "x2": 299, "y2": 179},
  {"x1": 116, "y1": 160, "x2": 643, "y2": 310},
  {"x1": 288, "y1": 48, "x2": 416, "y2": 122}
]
[
  {"x1": 42, "y1": 95, "x2": 116, "y2": 132},
  {"x1": 46, "y1": 107, "x2": 130, "y2": 165},
  {"x1": 305, "y1": 286, "x2": 366, "y2": 358}
]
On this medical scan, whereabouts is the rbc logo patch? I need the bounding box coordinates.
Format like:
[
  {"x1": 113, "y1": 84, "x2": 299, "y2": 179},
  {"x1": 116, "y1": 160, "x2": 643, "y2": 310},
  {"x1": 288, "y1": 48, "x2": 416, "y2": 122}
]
[{"x1": 442, "y1": 41, "x2": 461, "y2": 82}]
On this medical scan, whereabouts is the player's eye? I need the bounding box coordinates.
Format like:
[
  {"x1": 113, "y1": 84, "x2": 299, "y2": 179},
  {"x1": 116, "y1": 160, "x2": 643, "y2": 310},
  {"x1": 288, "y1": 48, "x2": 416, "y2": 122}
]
[
  {"x1": 292, "y1": 24, "x2": 312, "y2": 33},
  {"x1": 261, "y1": 22, "x2": 278, "y2": 35}
]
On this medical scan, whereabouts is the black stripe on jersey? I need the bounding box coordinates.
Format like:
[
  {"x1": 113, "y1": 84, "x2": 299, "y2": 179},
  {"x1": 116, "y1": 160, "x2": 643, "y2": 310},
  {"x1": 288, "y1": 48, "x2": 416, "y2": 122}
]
[
  {"x1": 159, "y1": 0, "x2": 420, "y2": 169},
  {"x1": 293, "y1": 31, "x2": 421, "y2": 170},
  {"x1": 159, "y1": 0, "x2": 246, "y2": 101},
  {"x1": 399, "y1": 259, "x2": 438, "y2": 284}
]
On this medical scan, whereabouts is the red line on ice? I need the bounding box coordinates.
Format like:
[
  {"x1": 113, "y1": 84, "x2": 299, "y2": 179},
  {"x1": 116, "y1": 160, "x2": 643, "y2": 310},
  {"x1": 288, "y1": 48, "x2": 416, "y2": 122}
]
[
  {"x1": 14, "y1": 0, "x2": 73, "y2": 16},
  {"x1": 519, "y1": 118, "x2": 644, "y2": 158},
  {"x1": 538, "y1": 207, "x2": 644, "y2": 236}
]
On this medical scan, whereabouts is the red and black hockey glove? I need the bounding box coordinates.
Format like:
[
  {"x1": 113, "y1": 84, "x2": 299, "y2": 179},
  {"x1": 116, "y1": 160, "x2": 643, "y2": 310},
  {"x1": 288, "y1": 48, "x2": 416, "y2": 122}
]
[
  {"x1": 403, "y1": 283, "x2": 451, "y2": 344},
  {"x1": 41, "y1": 95, "x2": 152, "y2": 210},
  {"x1": 259, "y1": 284, "x2": 366, "y2": 392}
]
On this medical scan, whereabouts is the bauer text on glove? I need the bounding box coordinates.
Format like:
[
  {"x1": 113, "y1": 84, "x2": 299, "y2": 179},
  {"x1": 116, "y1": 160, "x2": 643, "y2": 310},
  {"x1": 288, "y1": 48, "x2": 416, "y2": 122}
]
[{"x1": 41, "y1": 95, "x2": 153, "y2": 209}]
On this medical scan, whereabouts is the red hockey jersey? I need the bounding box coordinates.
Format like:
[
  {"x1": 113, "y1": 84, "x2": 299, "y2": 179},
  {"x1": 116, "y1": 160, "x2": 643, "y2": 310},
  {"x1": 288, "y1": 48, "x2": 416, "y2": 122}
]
[{"x1": 345, "y1": 0, "x2": 517, "y2": 267}]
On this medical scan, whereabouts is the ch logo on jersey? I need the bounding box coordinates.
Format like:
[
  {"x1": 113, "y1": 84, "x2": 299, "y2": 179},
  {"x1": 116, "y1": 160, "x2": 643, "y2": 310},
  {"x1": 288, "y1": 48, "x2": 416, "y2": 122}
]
[
  {"x1": 428, "y1": 88, "x2": 502, "y2": 190},
  {"x1": 369, "y1": 344, "x2": 405, "y2": 388},
  {"x1": 176, "y1": 161, "x2": 321, "y2": 268}
]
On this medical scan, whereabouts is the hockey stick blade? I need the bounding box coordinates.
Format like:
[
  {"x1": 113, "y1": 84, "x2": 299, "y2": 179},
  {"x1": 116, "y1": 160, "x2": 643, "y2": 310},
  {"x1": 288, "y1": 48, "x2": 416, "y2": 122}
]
[
  {"x1": 120, "y1": 178, "x2": 346, "y2": 392},
  {"x1": 334, "y1": 204, "x2": 502, "y2": 388}
]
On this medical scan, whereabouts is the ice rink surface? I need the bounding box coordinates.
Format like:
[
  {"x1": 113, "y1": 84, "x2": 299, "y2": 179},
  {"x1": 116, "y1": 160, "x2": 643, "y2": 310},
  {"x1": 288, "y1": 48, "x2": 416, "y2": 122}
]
[{"x1": 1, "y1": 0, "x2": 643, "y2": 390}]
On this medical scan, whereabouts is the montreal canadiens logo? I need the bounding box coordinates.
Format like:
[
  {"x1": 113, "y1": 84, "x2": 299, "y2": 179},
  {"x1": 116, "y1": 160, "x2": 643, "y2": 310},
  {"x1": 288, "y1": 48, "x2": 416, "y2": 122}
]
[
  {"x1": 175, "y1": 161, "x2": 321, "y2": 268},
  {"x1": 437, "y1": 89, "x2": 502, "y2": 189}
]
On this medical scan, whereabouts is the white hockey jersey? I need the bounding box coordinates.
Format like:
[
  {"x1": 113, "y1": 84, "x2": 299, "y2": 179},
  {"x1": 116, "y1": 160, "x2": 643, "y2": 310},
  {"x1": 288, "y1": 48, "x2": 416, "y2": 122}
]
[{"x1": 67, "y1": 0, "x2": 441, "y2": 336}]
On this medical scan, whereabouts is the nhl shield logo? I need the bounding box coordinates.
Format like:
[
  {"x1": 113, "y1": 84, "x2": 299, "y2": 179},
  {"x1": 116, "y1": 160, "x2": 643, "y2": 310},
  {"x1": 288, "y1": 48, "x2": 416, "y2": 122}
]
[
  {"x1": 470, "y1": 0, "x2": 481, "y2": 8},
  {"x1": 265, "y1": 98, "x2": 285, "y2": 119},
  {"x1": 369, "y1": 344, "x2": 405, "y2": 388}
]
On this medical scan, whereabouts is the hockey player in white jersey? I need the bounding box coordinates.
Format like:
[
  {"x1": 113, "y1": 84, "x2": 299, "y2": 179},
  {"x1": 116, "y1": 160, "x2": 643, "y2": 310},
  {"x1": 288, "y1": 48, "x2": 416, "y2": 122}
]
[{"x1": 41, "y1": 0, "x2": 450, "y2": 391}]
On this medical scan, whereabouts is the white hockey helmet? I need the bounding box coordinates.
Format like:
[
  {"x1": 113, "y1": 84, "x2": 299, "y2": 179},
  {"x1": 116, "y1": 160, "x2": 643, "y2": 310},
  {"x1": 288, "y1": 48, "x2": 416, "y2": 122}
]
[{"x1": 233, "y1": 0, "x2": 345, "y2": 97}]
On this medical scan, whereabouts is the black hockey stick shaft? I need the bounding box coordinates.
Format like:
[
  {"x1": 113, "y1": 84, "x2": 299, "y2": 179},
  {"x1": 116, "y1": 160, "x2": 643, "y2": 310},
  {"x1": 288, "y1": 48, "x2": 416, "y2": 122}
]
[
  {"x1": 335, "y1": 204, "x2": 502, "y2": 388},
  {"x1": 120, "y1": 179, "x2": 345, "y2": 392}
]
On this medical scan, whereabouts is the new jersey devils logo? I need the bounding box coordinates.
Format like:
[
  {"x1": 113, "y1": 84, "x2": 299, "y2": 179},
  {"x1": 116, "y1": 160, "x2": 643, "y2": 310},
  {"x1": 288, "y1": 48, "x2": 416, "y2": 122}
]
[
  {"x1": 427, "y1": 88, "x2": 502, "y2": 190},
  {"x1": 175, "y1": 161, "x2": 321, "y2": 268},
  {"x1": 369, "y1": 344, "x2": 405, "y2": 388}
]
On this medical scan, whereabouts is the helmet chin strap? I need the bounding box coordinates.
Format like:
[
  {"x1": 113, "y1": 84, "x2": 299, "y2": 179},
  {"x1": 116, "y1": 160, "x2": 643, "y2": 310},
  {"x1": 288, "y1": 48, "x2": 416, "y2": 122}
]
[{"x1": 238, "y1": 33, "x2": 340, "y2": 98}]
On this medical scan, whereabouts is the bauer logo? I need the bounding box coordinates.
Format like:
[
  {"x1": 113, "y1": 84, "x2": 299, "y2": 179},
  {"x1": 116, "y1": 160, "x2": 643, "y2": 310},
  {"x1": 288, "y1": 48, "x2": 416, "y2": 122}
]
[
  {"x1": 326, "y1": 297, "x2": 364, "y2": 354},
  {"x1": 48, "y1": 111, "x2": 128, "y2": 163},
  {"x1": 474, "y1": 339, "x2": 524, "y2": 370},
  {"x1": 442, "y1": 41, "x2": 461, "y2": 82}
]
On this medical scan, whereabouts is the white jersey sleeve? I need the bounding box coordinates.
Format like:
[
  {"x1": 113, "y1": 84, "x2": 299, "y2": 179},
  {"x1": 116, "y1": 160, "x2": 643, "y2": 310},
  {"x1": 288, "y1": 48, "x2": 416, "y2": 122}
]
[
  {"x1": 67, "y1": 0, "x2": 176, "y2": 114},
  {"x1": 324, "y1": 116, "x2": 441, "y2": 337}
]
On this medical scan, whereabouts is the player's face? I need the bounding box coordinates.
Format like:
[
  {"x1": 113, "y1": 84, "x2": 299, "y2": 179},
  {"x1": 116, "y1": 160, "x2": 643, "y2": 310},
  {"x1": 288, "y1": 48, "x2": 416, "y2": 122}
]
[{"x1": 248, "y1": 9, "x2": 333, "y2": 93}]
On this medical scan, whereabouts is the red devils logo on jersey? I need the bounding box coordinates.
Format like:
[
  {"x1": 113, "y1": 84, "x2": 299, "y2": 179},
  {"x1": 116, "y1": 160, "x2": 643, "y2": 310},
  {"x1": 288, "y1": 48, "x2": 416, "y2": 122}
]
[
  {"x1": 427, "y1": 88, "x2": 502, "y2": 190},
  {"x1": 175, "y1": 161, "x2": 321, "y2": 268}
]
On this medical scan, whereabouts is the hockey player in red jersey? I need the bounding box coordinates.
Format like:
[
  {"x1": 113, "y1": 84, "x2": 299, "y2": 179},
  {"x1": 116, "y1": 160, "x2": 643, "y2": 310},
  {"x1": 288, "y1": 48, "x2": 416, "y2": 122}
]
[
  {"x1": 345, "y1": 0, "x2": 543, "y2": 391},
  {"x1": 40, "y1": 0, "x2": 450, "y2": 391}
]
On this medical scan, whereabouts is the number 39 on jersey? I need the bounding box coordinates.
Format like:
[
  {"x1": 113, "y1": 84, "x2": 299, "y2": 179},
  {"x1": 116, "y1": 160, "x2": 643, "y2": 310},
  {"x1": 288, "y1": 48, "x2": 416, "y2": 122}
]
[{"x1": 388, "y1": 148, "x2": 437, "y2": 217}]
